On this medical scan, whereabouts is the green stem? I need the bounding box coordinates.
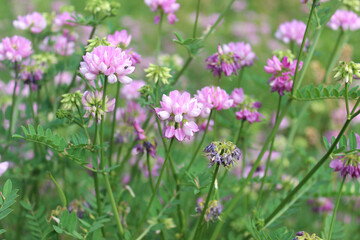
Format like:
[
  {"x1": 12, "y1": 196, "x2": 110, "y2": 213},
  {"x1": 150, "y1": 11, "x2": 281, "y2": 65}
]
[
  {"x1": 351, "y1": 97, "x2": 360, "y2": 115},
  {"x1": 172, "y1": 57, "x2": 193, "y2": 85},
  {"x1": 186, "y1": 110, "x2": 213, "y2": 171},
  {"x1": 322, "y1": 30, "x2": 348, "y2": 84},
  {"x1": 193, "y1": 0, "x2": 201, "y2": 38},
  {"x1": 210, "y1": 100, "x2": 291, "y2": 240},
  {"x1": 7, "y1": 62, "x2": 19, "y2": 140},
  {"x1": 192, "y1": 164, "x2": 220, "y2": 240},
  {"x1": 237, "y1": 68, "x2": 244, "y2": 87},
  {"x1": 146, "y1": 151, "x2": 155, "y2": 192},
  {"x1": 67, "y1": 25, "x2": 97, "y2": 92},
  {"x1": 134, "y1": 138, "x2": 175, "y2": 238},
  {"x1": 100, "y1": 78, "x2": 124, "y2": 236},
  {"x1": 263, "y1": 112, "x2": 359, "y2": 229},
  {"x1": 255, "y1": 96, "x2": 282, "y2": 209},
  {"x1": 155, "y1": 11, "x2": 164, "y2": 63},
  {"x1": 108, "y1": 81, "x2": 121, "y2": 167},
  {"x1": 291, "y1": 0, "x2": 318, "y2": 96},
  {"x1": 328, "y1": 176, "x2": 346, "y2": 240},
  {"x1": 235, "y1": 120, "x2": 245, "y2": 146},
  {"x1": 75, "y1": 103, "x2": 90, "y2": 140},
  {"x1": 29, "y1": 84, "x2": 38, "y2": 126},
  {"x1": 345, "y1": 83, "x2": 350, "y2": 119}
]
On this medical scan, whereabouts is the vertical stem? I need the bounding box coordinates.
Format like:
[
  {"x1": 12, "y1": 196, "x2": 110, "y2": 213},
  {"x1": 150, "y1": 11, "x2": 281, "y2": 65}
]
[
  {"x1": 255, "y1": 96, "x2": 282, "y2": 209},
  {"x1": 29, "y1": 85, "x2": 38, "y2": 126},
  {"x1": 108, "y1": 81, "x2": 121, "y2": 167},
  {"x1": 328, "y1": 176, "x2": 346, "y2": 240},
  {"x1": 146, "y1": 151, "x2": 155, "y2": 192},
  {"x1": 155, "y1": 11, "x2": 164, "y2": 63},
  {"x1": 100, "y1": 78, "x2": 124, "y2": 236},
  {"x1": 322, "y1": 30, "x2": 347, "y2": 84},
  {"x1": 186, "y1": 110, "x2": 213, "y2": 171},
  {"x1": 237, "y1": 68, "x2": 244, "y2": 87},
  {"x1": 134, "y1": 138, "x2": 175, "y2": 238},
  {"x1": 345, "y1": 83, "x2": 350, "y2": 118},
  {"x1": 291, "y1": 0, "x2": 318, "y2": 96},
  {"x1": 192, "y1": 164, "x2": 220, "y2": 240},
  {"x1": 7, "y1": 62, "x2": 19, "y2": 140},
  {"x1": 193, "y1": 0, "x2": 201, "y2": 38},
  {"x1": 235, "y1": 120, "x2": 245, "y2": 146}
]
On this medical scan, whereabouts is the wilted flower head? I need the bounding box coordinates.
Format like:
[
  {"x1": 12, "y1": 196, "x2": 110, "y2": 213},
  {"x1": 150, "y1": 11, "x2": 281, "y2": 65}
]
[
  {"x1": 13, "y1": 12, "x2": 47, "y2": 33},
  {"x1": 327, "y1": 10, "x2": 360, "y2": 31},
  {"x1": 82, "y1": 90, "x2": 115, "y2": 122},
  {"x1": 155, "y1": 90, "x2": 202, "y2": 141},
  {"x1": 80, "y1": 45, "x2": 135, "y2": 84},
  {"x1": 234, "y1": 94, "x2": 264, "y2": 124},
  {"x1": 107, "y1": 30, "x2": 132, "y2": 48},
  {"x1": 61, "y1": 91, "x2": 83, "y2": 110},
  {"x1": 206, "y1": 42, "x2": 256, "y2": 78},
  {"x1": 204, "y1": 140, "x2": 241, "y2": 168},
  {"x1": 275, "y1": 19, "x2": 307, "y2": 47},
  {"x1": 264, "y1": 55, "x2": 303, "y2": 95},
  {"x1": 195, "y1": 198, "x2": 222, "y2": 223},
  {"x1": 293, "y1": 231, "x2": 322, "y2": 240},
  {"x1": 144, "y1": 0, "x2": 180, "y2": 24},
  {"x1": 0, "y1": 36, "x2": 33, "y2": 62},
  {"x1": 145, "y1": 64, "x2": 172, "y2": 84},
  {"x1": 195, "y1": 86, "x2": 233, "y2": 117},
  {"x1": 333, "y1": 61, "x2": 360, "y2": 84},
  {"x1": 308, "y1": 197, "x2": 334, "y2": 214},
  {"x1": 120, "y1": 80, "x2": 145, "y2": 100}
]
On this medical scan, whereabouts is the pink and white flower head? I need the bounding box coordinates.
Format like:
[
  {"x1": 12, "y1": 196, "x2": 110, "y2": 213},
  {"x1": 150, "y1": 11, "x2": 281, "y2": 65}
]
[
  {"x1": 52, "y1": 11, "x2": 77, "y2": 32},
  {"x1": 264, "y1": 55, "x2": 303, "y2": 95},
  {"x1": 206, "y1": 42, "x2": 255, "y2": 78},
  {"x1": 275, "y1": 20, "x2": 307, "y2": 46},
  {"x1": 195, "y1": 86, "x2": 233, "y2": 117},
  {"x1": 230, "y1": 88, "x2": 245, "y2": 107},
  {"x1": 145, "y1": 0, "x2": 180, "y2": 24},
  {"x1": 327, "y1": 10, "x2": 360, "y2": 31},
  {"x1": 117, "y1": 101, "x2": 147, "y2": 126},
  {"x1": 120, "y1": 80, "x2": 145, "y2": 100},
  {"x1": 0, "y1": 155, "x2": 9, "y2": 177},
  {"x1": 308, "y1": 197, "x2": 334, "y2": 214},
  {"x1": 1, "y1": 80, "x2": 29, "y2": 96},
  {"x1": 235, "y1": 101, "x2": 264, "y2": 124},
  {"x1": 82, "y1": 90, "x2": 115, "y2": 122},
  {"x1": 79, "y1": 45, "x2": 135, "y2": 84},
  {"x1": 133, "y1": 121, "x2": 146, "y2": 140},
  {"x1": 155, "y1": 90, "x2": 202, "y2": 141},
  {"x1": 107, "y1": 30, "x2": 132, "y2": 48},
  {"x1": 0, "y1": 36, "x2": 33, "y2": 62},
  {"x1": 13, "y1": 12, "x2": 47, "y2": 33},
  {"x1": 55, "y1": 71, "x2": 73, "y2": 85},
  {"x1": 39, "y1": 30, "x2": 77, "y2": 56}
]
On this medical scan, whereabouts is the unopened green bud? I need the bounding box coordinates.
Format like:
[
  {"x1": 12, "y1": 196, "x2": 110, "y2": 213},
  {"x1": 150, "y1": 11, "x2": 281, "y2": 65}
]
[
  {"x1": 61, "y1": 91, "x2": 83, "y2": 110},
  {"x1": 56, "y1": 109, "x2": 72, "y2": 119},
  {"x1": 86, "y1": 37, "x2": 111, "y2": 52},
  {"x1": 333, "y1": 61, "x2": 360, "y2": 84},
  {"x1": 144, "y1": 64, "x2": 172, "y2": 84},
  {"x1": 139, "y1": 85, "x2": 153, "y2": 99},
  {"x1": 85, "y1": 0, "x2": 120, "y2": 16}
]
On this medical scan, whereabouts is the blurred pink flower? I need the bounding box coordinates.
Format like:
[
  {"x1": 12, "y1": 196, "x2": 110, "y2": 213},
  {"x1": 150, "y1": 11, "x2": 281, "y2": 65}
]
[
  {"x1": 145, "y1": 0, "x2": 180, "y2": 24},
  {"x1": 275, "y1": 19, "x2": 307, "y2": 47},
  {"x1": 327, "y1": 10, "x2": 360, "y2": 31},
  {"x1": 0, "y1": 36, "x2": 33, "y2": 62},
  {"x1": 107, "y1": 30, "x2": 132, "y2": 48},
  {"x1": 52, "y1": 11, "x2": 77, "y2": 32},
  {"x1": 120, "y1": 80, "x2": 145, "y2": 100},
  {"x1": 13, "y1": 12, "x2": 47, "y2": 33}
]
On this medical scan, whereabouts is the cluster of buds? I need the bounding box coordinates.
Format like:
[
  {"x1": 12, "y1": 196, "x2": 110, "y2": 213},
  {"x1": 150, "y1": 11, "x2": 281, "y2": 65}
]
[
  {"x1": 204, "y1": 140, "x2": 241, "y2": 168},
  {"x1": 195, "y1": 198, "x2": 222, "y2": 223},
  {"x1": 293, "y1": 231, "x2": 322, "y2": 240},
  {"x1": 82, "y1": 90, "x2": 115, "y2": 122},
  {"x1": 85, "y1": 0, "x2": 120, "y2": 16},
  {"x1": 86, "y1": 37, "x2": 111, "y2": 52},
  {"x1": 61, "y1": 91, "x2": 83, "y2": 110},
  {"x1": 333, "y1": 61, "x2": 360, "y2": 84},
  {"x1": 145, "y1": 64, "x2": 172, "y2": 85},
  {"x1": 330, "y1": 153, "x2": 360, "y2": 178}
]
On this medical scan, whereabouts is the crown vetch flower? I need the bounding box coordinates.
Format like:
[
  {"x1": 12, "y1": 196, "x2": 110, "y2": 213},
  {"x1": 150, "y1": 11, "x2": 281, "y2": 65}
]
[
  {"x1": 107, "y1": 30, "x2": 132, "y2": 48},
  {"x1": 308, "y1": 197, "x2": 334, "y2": 214},
  {"x1": 195, "y1": 198, "x2": 222, "y2": 223},
  {"x1": 204, "y1": 140, "x2": 241, "y2": 168},
  {"x1": 275, "y1": 20, "x2": 307, "y2": 47},
  {"x1": 155, "y1": 90, "x2": 202, "y2": 141},
  {"x1": 145, "y1": 0, "x2": 180, "y2": 24},
  {"x1": 230, "y1": 88, "x2": 245, "y2": 107},
  {"x1": 333, "y1": 61, "x2": 360, "y2": 84},
  {"x1": 79, "y1": 45, "x2": 135, "y2": 84},
  {"x1": 327, "y1": 10, "x2": 360, "y2": 31},
  {"x1": 264, "y1": 55, "x2": 303, "y2": 95},
  {"x1": 52, "y1": 11, "x2": 77, "y2": 32},
  {"x1": 195, "y1": 86, "x2": 233, "y2": 117},
  {"x1": 145, "y1": 64, "x2": 172, "y2": 84},
  {"x1": 13, "y1": 12, "x2": 47, "y2": 33},
  {"x1": 293, "y1": 231, "x2": 322, "y2": 240},
  {"x1": 206, "y1": 42, "x2": 255, "y2": 78},
  {"x1": 120, "y1": 80, "x2": 145, "y2": 100},
  {"x1": 233, "y1": 92, "x2": 264, "y2": 124},
  {"x1": 0, "y1": 36, "x2": 33, "y2": 62},
  {"x1": 82, "y1": 90, "x2": 115, "y2": 122}
]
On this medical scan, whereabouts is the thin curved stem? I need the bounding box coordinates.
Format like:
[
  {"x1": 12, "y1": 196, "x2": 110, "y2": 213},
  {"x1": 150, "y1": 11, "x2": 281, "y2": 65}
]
[
  {"x1": 186, "y1": 110, "x2": 213, "y2": 171},
  {"x1": 328, "y1": 176, "x2": 346, "y2": 240},
  {"x1": 134, "y1": 138, "x2": 175, "y2": 238},
  {"x1": 192, "y1": 164, "x2": 220, "y2": 240},
  {"x1": 193, "y1": 0, "x2": 201, "y2": 38}
]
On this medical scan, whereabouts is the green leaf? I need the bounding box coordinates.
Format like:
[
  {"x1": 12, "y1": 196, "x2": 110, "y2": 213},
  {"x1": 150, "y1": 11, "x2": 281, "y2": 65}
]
[
  {"x1": 2, "y1": 179, "x2": 12, "y2": 197},
  {"x1": 349, "y1": 132, "x2": 357, "y2": 150},
  {"x1": 49, "y1": 173, "x2": 67, "y2": 207},
  {"x1": 323, "y1": 136, "x2": 330, "y2": 150}
]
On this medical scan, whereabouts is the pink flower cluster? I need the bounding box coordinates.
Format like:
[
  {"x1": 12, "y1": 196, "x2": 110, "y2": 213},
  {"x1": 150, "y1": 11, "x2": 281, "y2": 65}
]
[
  {"x1": 275, "y1": 20, "x2": 307, "y2": 46},
  {"x1": 231, "y1": 88, "x2": 264, "y2": 124},
  {"x1": 206, "y1": 42, "x2": 256, "y2": 78},
  {"x1": 40, "y1": 30, "x2": 77, "y2": 56},
  {"x1": 195, "y1": 86, "x2": 233, "y2": 117},
  {"x1": 308, "y1": 197, "x2": 334, "y2": 214},
  {"x1": 120, "y1": 80, "x2": 145, "y2": 100},
  {"x1": 264, "y1": 55, "x2": 303, "y2": 95},
  {"x1": 155, "y1": 90, "x2": 202, "y2": 141},
  {"x1": 80, "y1": 45, "x2": 135, "y2": 84},
  {"x1": 52, "y1": 11, "x2": 77, "y2": 32},
  {"x1": 107, "y1": 30, "x2": 142, "y2": 65},
  {"x1": 145, "y1": 0, "x2": 180, "y2": 24},
  {"x1": 13, "y1": 12, "x2": 47, "y2": 33},
  {"x1": 82, "y1": 90, "x2": 115, "y2": 122},
  {"x1": 0, "y1": 36, "x2": 33, "y2": 62},
  {"x1": 327, "y1": 10, "x2": 360, "y2": 31}
]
